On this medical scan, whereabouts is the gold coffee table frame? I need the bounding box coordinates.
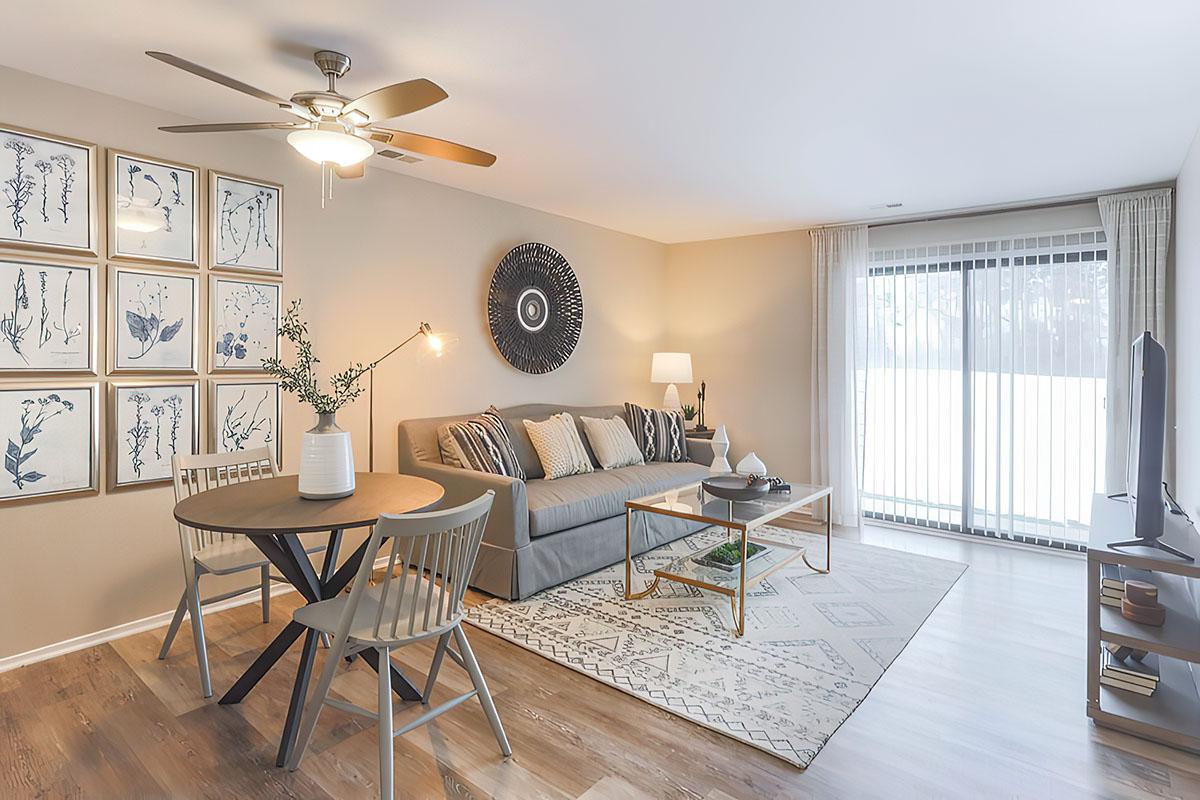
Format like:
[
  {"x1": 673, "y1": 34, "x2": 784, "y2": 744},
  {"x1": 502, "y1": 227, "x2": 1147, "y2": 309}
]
[{"x1": 624, "y1": 481, "x2": 833, "y2": 636}]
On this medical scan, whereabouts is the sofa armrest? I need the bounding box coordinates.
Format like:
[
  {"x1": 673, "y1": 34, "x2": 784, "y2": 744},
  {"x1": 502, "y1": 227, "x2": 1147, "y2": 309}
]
[
  {"x1": 686, "y1": 437, "x2": 714, "y2": 467},
  {"x1": 400, "y1": 460, "x2": 530, "y2": 551}
]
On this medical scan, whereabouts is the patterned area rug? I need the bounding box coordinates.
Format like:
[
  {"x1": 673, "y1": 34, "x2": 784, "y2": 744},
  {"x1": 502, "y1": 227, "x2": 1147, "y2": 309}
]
[{"x1": 466, "y1": 525, "x2": 967, "y2": 767}]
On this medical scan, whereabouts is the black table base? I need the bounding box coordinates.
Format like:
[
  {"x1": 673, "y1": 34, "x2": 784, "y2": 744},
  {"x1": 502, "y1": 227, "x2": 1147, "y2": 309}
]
[{"x1": 219, "y1": 529, "x2": 421, "y2": 766}]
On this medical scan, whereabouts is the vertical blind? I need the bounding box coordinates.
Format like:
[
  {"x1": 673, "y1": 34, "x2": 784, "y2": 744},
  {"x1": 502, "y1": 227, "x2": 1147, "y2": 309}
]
[{"x1": 858, "y1": 228, "x2": 1108, "y2": 550}]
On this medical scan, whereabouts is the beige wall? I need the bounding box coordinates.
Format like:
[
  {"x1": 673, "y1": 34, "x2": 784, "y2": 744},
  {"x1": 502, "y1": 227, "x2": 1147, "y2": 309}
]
[
  {"x1": 0, "y1": 67, "x2": 668, "y2": 659},
  {"x1": 665, "y1": 230, "x2": 814, "y2": 482},
  {"x1": 1173, "y1": 128, "x2": 1200, "y2": 516}
]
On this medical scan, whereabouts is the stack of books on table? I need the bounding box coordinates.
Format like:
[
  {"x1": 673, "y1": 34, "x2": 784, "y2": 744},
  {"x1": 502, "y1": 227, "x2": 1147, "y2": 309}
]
[
  {"x1": 1099, "y1": 563, "x2": 1153, "y2": 608},
  {"x1": 1100, "y1": 645, "x2": 1160, "y2": 697}
]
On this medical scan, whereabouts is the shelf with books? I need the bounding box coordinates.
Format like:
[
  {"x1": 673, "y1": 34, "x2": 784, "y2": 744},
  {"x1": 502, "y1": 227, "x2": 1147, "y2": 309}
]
[
  {"x1": 1098, "y1": 570, "x2": 1200, "y2": 664},
  {"x1": 1087, "y1": 494, "x2": 1200, "y2": 755},
  {"x1": 1091, "y1": 655, "x2": 1200, "y2": 754}
]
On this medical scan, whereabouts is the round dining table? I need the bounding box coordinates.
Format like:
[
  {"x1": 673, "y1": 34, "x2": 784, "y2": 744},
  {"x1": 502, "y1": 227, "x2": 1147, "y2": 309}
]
[{"x1": 174, "y1": 472, "x2": 444, "y2": 767}]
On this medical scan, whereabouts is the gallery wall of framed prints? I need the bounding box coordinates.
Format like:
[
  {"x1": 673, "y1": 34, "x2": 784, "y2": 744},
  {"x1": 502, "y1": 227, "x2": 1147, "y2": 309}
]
[{"x1": 0, "y1": 120, "x2": 283, "y2": 502}]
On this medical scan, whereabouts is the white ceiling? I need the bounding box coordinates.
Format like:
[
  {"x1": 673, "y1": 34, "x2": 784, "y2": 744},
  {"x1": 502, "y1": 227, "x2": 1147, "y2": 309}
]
[{"x1": 6, "y1": 1, "x2": 1200, "y2": 243}]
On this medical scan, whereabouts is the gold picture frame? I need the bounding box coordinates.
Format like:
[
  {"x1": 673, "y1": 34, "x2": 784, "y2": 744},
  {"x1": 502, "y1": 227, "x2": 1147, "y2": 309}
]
[
  {"x1": 208, "y1": 170, "x2": 283, "y2": 276},
  {"x1": 107, "y1": 263, "x2": 200, "y2": 375},
  {"x1": 0, "y1": 381, "x2": 100, "y2": 505},
  {"x1": 0, "y1": 124, "x2": 99, "y2": 258},
  {"x1": 0, "y1": 256, "x2": 97, "y2": 376},
  {"x1": 106, "y1": 379, "x2": 200, "y2": 490},
  {"x1": 208, "y1": 378, "x2": 282, "y2": 467},
  {"x1": 107, "y1": 149, "x2": 202, "y2": 268}
]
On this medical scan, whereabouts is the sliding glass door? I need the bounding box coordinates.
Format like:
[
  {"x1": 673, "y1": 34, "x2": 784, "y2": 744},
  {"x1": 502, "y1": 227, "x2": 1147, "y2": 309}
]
[{"x1": 858, "y1": 230, "x2": 1108, "y2": 550}]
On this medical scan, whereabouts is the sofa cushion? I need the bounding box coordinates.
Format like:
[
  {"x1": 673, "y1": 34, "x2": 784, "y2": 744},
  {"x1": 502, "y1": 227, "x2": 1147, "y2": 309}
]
[
  {"x1": 525, "y1": 461, "x2": 708, "y2": 538},
  {"x1": 497, "y1": 403, "x2": 627, "y2": 479},
  {"x1": 523, "y1": 413, "x2": 594, "y2": 480}
]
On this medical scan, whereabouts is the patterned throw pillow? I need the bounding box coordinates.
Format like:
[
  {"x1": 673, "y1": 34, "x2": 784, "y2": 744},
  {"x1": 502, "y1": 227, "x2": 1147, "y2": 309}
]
[
  {"x1": 522, "y1": 413, "x2": 595, "y2": 480},
  {"x1": 438, "y1": 406, "x2": 526, "y2": 479},
  {"x1": 623, "y1": 403, "x2": 687, "y2": 463},
  {"x1": 580, "y1": 415, "x2": 645, "y2": 469}
]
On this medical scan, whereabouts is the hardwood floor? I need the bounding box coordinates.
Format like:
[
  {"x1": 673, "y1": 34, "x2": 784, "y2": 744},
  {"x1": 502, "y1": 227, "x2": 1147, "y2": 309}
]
[{"x1": 3, "y1": 521, "x2": 1200, "y2": 798}]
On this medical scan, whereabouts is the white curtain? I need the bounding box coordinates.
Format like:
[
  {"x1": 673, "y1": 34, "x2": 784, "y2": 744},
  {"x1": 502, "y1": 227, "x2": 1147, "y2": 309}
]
[
  {"x1": 1099, "y1": 188, "x2": 1172, "y2": 493},
  {"x1": 810, "y1": 224, "x2": 867, "y2": 525}
]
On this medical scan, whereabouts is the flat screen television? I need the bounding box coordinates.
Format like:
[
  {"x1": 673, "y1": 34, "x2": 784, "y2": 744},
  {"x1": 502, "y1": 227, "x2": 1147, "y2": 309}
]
[{"x1": 1110, "y1": 331, "x2": 1191, "y2": 560}]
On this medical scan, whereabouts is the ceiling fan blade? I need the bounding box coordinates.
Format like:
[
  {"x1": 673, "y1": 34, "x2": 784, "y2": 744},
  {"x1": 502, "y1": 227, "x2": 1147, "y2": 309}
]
[
  {"x1": 146, "y1": 51, "x2": 308, "y2": 117},
  {"x1": 158, "y1": 122, "x2": 305, "y2": 133},
  {"x1": 342, "y1": 79, "x2": 448, "y2": 122},
  {"x1": 335, "y1": 162, "x2": 365, "y2": 179},
  {"x1": 371, "y1": 129, "x2": 496, "y2": 167}
]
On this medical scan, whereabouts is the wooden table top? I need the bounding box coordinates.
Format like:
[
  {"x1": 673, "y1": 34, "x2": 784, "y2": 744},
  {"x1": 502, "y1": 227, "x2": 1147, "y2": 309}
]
[{"x1": 173, "y1": 473, "x2": 445, "y2": 535}]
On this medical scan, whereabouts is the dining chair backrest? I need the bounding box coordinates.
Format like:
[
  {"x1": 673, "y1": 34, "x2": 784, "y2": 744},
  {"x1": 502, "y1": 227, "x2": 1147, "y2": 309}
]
[
  {"x1": 172, "y1": 447, "x2": 278, "y2": 552},
  {"x1": 344, "y1": 490, "x2": 494, "y2": 643}
]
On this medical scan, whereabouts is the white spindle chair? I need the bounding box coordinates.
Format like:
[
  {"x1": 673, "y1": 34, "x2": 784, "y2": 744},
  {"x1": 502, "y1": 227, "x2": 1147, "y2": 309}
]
[
  {"x1": 285, "y1": 490, "x2": 509, "y2": 798},
  {"x1": 161, "y1": 447, "x2": 326, "y2": 698}
]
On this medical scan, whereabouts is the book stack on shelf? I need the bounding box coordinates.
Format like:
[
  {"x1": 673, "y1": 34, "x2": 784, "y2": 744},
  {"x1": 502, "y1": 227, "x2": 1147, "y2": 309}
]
[
  {"x1": 1098, "y1": 563, "x2": 1153, "y2": 608},
  {"x1": 1100, "y1": 643, "x2": 1160, "y2": 697}
]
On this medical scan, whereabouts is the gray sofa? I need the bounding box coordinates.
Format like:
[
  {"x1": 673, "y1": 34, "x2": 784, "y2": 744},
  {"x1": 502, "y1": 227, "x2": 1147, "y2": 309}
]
[{"x1": 397, "y1": 403, "x2": 713, "y2": 599}]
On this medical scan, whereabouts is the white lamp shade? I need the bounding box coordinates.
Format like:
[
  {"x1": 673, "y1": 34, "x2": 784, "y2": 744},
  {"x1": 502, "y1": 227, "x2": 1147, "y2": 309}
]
[
  {"x1": 650, "y1": 352, "x2": 693, "y2": 384},
  {"x1": 287, "y1": 127, "x2": 374, "y2": 167}
]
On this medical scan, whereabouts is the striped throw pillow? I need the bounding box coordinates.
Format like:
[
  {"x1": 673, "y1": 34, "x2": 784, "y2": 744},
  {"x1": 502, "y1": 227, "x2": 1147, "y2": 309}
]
[
  {"x1": 580, "y1": 415, "x2": 644, "y2": 469},
  {"x1": 523, "y1": 413, "x2": 595, "y2": 480},
  {"x1": 438, "y1": 406, "x2": 526, "y2": 479},
  {"x1": 623, "y1": 403, "x2": 687, "y2": 463}
]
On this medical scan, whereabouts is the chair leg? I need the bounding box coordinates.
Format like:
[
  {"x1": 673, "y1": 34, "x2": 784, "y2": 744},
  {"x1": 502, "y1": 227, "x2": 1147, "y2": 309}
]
[
  {"x1": 286, "y1": 631, "x2": 346, "y2": 771},
  {"x1": 423, "y1": 632, "x2": 451, "y2": 704},
  {"x1": 158, "y1": 591, "x2": 188, "y2": 660},
  {"x1": 453, "y1": 624, "x2": 511, "y2": 757},
  {"x1": 260, "y1": 565, "x2": 270, "y2": 623},
  {"x1": 378, "y1": 646, "x2": 395, "y2": 800},
  {"x1": 185, "y1": 564, "x2": 212, "y2": 699}
]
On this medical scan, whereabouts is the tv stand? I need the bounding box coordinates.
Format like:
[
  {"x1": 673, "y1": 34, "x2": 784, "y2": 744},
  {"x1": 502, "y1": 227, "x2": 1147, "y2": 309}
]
[
  {"x1": 1109, "y1": 536, "x2": 1195, "y2": 562},
  {"x1": 1087, "y1": 494, "x2": 1200, "y2": 754}
]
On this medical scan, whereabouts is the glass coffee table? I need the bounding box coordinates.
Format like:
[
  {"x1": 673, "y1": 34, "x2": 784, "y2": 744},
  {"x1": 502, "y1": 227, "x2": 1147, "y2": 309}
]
[{"x1": 624, "y1": 479, "x2": 832, "y2": 636}]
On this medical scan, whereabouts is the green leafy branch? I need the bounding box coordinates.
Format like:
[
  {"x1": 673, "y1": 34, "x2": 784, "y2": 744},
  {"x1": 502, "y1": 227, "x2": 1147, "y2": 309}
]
[{"x1": 263, "y1": 300, "x2": 375, "y2": 415}]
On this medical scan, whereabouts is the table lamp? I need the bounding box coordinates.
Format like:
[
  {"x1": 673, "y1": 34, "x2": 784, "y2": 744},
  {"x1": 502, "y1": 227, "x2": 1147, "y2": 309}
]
[{"x1": 651, "y1": 352, "x2": 692, "y2": 414}]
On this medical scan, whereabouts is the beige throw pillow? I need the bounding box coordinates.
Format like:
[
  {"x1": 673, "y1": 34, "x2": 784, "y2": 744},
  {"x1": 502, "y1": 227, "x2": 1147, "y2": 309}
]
[
  {"x1": 523, "y1": 413, "x2": 594, "y2": 480},
  {"x1": 580, "y1": 415, "x2": 644, "y2": 469}
]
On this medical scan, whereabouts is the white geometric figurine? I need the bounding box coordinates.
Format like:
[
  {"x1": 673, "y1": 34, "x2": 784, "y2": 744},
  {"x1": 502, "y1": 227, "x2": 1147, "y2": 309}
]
[{"x1": 709, "y1": 424, "x2": 731, "y2": 474}]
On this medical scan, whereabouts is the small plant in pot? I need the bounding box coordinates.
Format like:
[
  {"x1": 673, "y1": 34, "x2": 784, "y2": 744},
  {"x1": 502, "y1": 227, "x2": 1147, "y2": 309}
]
[
  {"x1": 264, "y1": 300, "x2": 371, "y2": 500},
  {"x1": 681, "y1": 403, "x2": 697, "y2": 430}
]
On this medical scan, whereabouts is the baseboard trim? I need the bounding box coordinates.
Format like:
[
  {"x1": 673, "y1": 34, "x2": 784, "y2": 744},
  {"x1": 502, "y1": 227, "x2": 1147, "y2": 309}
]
[{"x1": 0, "y1": 554, "x2": 395, "y2": 674}]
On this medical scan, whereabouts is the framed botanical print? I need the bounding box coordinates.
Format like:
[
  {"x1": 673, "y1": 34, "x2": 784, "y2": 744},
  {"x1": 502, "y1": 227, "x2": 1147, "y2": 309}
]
[
  {"x1": 0, "y1": 259, "x2": 95, "y2": 375},
  {"x1": 108, "y1": 264, "x2": 199, "y2": 374},
  {"x1": 209, "y1": 171, "x2": 282, "y2": 275},
  {"x1": 0, "y1": 125, "x2": 98, "y2": 256},
  {"x1": 209, "y1": 276, "x2": 280, "y2": 372},
  {"x1": 210, "y1": 379, "x2": 281, "y2": 466},
  {"x1": 108, "y1": 150, "x2": 200, "y2": 268},
  {"x1": 107, "y1": 380, "x2": 199, "y2": 489},
  {"x1": 0, "y1": 383, "x2": 99, "y2": 503}
]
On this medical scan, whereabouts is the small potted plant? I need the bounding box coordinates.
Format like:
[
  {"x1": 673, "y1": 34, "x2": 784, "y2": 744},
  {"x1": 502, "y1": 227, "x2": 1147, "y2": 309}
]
[
  {"x1": 264, "y1": 300, "x2": 371, "y2": 499},
  {"x1": 681, "y1": 403, "x2": 697, "y2": 430}
]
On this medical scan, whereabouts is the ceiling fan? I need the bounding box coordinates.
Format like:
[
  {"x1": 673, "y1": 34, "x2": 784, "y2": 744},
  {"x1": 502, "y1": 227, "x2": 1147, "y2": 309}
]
[{"x1": 146, "y1": 49, "x2": 496, "y2": 179}]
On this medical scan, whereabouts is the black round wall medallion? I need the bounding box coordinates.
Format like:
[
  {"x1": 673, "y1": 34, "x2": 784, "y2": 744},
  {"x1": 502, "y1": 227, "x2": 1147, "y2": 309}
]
[{"x1": 487, "y1": 242, "x2": 583, "y2": 374}]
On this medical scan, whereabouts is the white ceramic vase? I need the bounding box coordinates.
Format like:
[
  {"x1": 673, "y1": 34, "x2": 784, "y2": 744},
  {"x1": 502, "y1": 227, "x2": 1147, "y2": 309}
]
[
  {"x1": 736, "y1": 451, "x2": 766, "y2": 476},
  {"x1": 299, "y1": 413, "x2": 356, "y2": 500},
  {"x1": 709, "y1": 424, "x2": 731, "y2": 474}
]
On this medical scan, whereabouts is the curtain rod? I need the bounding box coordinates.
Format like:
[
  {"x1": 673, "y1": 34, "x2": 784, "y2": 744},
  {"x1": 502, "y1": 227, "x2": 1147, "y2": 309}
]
[{"x1": 810, "y1": 181, "x2": 1173, "y2": 231}]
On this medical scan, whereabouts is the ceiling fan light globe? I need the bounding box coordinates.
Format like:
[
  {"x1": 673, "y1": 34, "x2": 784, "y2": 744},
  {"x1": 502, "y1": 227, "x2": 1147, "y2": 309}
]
[{"x1": 286, "y1": 128, "x2": 374, "y2": 167}]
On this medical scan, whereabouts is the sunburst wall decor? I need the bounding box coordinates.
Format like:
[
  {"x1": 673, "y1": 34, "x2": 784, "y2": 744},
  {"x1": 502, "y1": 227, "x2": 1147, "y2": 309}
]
[{"x1": 487, "y1": 242, "x2": 583, "y2": 374}]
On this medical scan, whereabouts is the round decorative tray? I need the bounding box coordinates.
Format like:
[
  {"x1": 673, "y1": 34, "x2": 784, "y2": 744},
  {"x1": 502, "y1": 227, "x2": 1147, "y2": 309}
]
[{"x1": 702, "y1": 475, "x2": 771, "y2": 502}]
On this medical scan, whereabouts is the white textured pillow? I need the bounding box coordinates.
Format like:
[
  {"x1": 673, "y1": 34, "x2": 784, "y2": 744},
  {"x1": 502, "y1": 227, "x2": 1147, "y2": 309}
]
[
  {"x1": 523, "y1": 413, "x2": 594, "y2": 480},
  {"x1": 580, "y1": 415, "x2": 644, "y2": 470}
]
